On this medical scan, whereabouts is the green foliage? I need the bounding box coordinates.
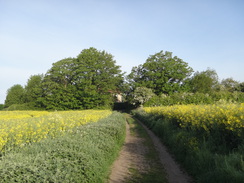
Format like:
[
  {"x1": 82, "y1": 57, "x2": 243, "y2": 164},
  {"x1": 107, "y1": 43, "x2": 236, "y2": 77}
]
[
  {"x1": 128, "y1": 50, "x2": 193, "y2": 95},
  {"x1": 144, "y1": 91, "x2": 244, "y2": 106},
  {"x1": 3, "y1": 103, "x2": 42, "y2": 111},
  {"x1": 189, "y1": 68, "x2": 219, "y2": 93},
  {"x1": 4, "y1": 48, "x2": 125, "y2": 110},
  {"x1": 220, "y1": 77, "x2": 240, "y2": 92},
  {"x1": 133, "y1": 110, "x2": 244, "y2": 183},
  {"x1": 25, "y1": 74, "x2": 44, "y2": 108},
  {"x1": 0, "y1": 104, "x2": 4, "y2": 110},
  {"x1": 131, "y1": 87, "x2": 155, "y2": 107},
  {"x1": 75, "y1": 48, "x2": 124, "y2": 108},
  {"x1": 4, "y1": 48, "x2": 244, "y2": 110},
  {"x1": 40, "y1": 48, "x2": 124, "y2": 110},
  {"x1": 0, "y1": 112, "x2": 126, "y2": 182},
  {"x1": 40, "y1": 58, "x2": 80, "y2": 110},
  {"x1": 4, "y1": 84, "x2": 25, "y2": 108},
  {"x1": 239, "y1": 82, "x2": 244, "y2": 92}
]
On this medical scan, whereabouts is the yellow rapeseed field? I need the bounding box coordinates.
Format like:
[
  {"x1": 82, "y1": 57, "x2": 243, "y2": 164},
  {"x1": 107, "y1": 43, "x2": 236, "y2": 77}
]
[
  {"x1": 0, "y1": 110, "x2": 112, "y2": 152},
  {"x1": 144, "y1": 103, "x2": 244, "y2": 135}
]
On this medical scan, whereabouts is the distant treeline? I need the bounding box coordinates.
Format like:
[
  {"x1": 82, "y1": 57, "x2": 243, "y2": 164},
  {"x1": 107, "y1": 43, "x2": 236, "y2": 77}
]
[{"x1": 3, "y1": 47, "x2": 244, "y2": 110}]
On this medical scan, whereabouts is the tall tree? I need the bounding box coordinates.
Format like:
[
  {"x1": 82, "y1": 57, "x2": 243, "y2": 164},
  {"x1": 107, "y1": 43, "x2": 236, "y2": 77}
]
[
  {"x1": 75, "y1": 47, "x2": 124, "y2": 108},
  {"x1": 40, "y1": 48, "x2": 124, "y2": 110},
  {"x1": 221, "y1": 78, "x2": 240, "y2": 92},
  {"x1": 5, "y1": 84, "x2": 25, "y2": 108},
  {"x1": 128, "y1": 50, "x2": 193, "y2": 95},
  {"x1": 189, "y1": 68, "x2": 219, "y2": 93},
  {"x1": 25, "y1": 74, "x2": 44, "y2": 107},
  {"x1": 41, "y1": 57, "x2": 79, "y2": 110},
  {"x1": 239, "y1": 82, "x2": 244, "y2": 92}
]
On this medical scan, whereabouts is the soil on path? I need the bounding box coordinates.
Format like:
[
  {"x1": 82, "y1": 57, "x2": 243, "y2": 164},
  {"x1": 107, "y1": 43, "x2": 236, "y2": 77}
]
[{"x1": 108, "y1": 116, "x2": 193, "y2": 183}]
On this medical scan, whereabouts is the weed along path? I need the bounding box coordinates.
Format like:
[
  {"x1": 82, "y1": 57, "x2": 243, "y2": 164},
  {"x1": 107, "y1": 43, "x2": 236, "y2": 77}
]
[{"x1": 108, "y1": 115, "x2": 192, "y2": 183}]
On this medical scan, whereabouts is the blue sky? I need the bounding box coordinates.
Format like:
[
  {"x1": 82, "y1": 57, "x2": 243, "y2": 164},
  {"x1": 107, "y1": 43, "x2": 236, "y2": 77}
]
[{"x1": 0, "y1": 0, "x2": 244, "y2": 104}]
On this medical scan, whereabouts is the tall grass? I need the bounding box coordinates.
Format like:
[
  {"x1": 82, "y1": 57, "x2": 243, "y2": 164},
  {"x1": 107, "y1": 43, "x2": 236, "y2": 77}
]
[
  {"x1": 0, "y1": 112, "x2": 126, "y2": 182},
  {"x1": 133, "y1": 106, "x2": 244, "y2": 183}
]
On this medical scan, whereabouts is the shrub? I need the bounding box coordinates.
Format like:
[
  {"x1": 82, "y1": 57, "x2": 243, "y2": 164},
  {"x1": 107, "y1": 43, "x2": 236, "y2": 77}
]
[{"x1": 144, "y1": 92, "x2": 244, "y2": 107}]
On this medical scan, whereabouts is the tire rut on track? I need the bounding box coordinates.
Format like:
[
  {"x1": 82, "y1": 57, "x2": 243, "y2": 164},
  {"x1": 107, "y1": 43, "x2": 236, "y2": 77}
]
[
  {"x1": 109, "y1": 116, "x2": 193, "y2": 183},
  {"x1": 138, "y1": 120, "x2": 193, "y2": 183}
]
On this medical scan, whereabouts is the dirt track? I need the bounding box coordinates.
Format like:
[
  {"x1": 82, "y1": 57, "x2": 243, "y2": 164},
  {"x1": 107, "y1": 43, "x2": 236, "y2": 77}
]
[{"x1": 109, "y1": 117, "x2": 193, "y2": 183}]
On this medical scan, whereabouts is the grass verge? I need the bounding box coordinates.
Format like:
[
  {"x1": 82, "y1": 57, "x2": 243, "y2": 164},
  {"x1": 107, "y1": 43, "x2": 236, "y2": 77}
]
[{"x1": 0, "y1": 112, "x2": 126, "y2": 183}]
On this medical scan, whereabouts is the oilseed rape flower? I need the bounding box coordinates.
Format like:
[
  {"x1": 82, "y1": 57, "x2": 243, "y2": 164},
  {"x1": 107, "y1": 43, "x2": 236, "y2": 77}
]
[
  {"x1": 144, "y1": 104, "x2": 244, "y2": 137},
  {"x1": 0, "y1": 110, "x2": 112, "y2": 152}
]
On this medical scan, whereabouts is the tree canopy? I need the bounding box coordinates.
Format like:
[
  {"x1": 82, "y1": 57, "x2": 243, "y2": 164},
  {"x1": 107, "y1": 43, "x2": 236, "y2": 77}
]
[
  {"x1": 40, "y1": 47, "x2": 124, "y2": 110},
  {"x1": 128, "y1": 50, "x2": 193, "y2": 95},
  {"x1": 131, "y1": 87, "x2": 155, "y2": 107},
  {"x1": 189, "y1": 68, "x2": 219, "y2": 93},
  {"x1": 220, "y1": 78, "x2": 240, "y2": 92},
  {"x1": 3, "y1": 48, "x2": 244, "y2": 110},
  {"x1": 25, "y1": 74, "x2": 44, "y2": 107},
  {"x1": 5, "y1": 84, "x2": 25, "y2": 108}
]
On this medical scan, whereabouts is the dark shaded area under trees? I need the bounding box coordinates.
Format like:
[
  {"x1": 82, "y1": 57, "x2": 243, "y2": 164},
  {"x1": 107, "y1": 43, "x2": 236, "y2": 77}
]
[{"x1": 2, "y1": 48, "x2": 244, "y2": 110}]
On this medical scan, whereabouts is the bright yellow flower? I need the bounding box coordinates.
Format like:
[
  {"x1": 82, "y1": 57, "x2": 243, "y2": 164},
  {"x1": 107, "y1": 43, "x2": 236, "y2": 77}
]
[
  {"x1": 0, "y1": 110, "x2": 112, "y2": 152},
  {"x1": 144, "y1": 104, "x2": 244, "y2": 135}
]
